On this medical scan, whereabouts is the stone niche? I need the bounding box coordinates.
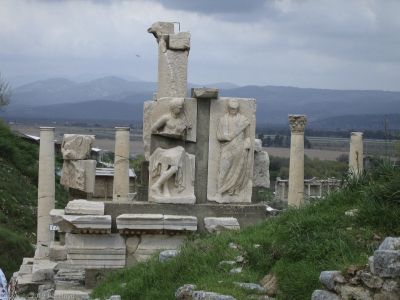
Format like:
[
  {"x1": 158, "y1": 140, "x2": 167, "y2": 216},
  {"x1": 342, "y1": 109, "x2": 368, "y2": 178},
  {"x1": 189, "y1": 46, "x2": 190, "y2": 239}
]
[
  {"x1": 143, "y1": 97, "x2": 197, "y2": 160},
  {"x1": 207, "y1": 97, "x2": 256, "y2": 203},
  {"x1": 148, "y1": 146, "x2": 195, "y2": 204}
]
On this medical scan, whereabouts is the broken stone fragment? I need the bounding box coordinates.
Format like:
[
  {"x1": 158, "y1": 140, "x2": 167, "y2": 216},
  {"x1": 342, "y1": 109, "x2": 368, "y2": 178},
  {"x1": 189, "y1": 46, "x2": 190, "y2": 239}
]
[
  {"x1": 373, "y1": 250, "x2": 400, "y2": 278},
  {"x1": 53, "y1": 214, "x2": 111, "y2": 233},
  {"x1": 319, "y1": 271, "x2": 345, "y2": 291},
  {"x1": 61, "y1": 134, "x2": 95, "y2": 160},
  {"x1": 168, "y1": 32, "x2": 190, "y2": 50},
  {"x1": 164, "y1": 215, "x2": 198, "y2": 231},
  {"x1": 233, "y1": 282, "x2": 266, "y2": 293},
  {"x1": 311, "y1": 290, "x2": 340, "y2": 300},
  {"x1": 159, "y1": 249, "x2": 180, "y2": 262},
  {"x1": 378, "y1": 237, "x2": 400, "y2": 251},
  {"x1": 204, "y1": 217, "x2": 240, "y2": 233},
  {"x1": 65, "y1": 199, "x2": 104, "y2": 215},
  {"x1": 60, "y1": 160, "x2": 96, "y2": 193},
  {"x1": 191, "y1": 87, "x2": 219, "y2": 99}
]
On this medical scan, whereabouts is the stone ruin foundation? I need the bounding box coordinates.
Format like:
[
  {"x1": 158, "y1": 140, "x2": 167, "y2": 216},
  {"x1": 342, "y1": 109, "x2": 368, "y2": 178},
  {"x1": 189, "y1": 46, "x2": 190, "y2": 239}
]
[{"x1": 11, "y1": 22, "x2": 268, "y2": 299}]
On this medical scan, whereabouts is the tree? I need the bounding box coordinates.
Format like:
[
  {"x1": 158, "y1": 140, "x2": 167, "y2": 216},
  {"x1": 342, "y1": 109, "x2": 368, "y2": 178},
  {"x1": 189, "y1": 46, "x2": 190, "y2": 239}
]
[{"x1": 0, "y1": 73, "x2": 11, "y2": 109}]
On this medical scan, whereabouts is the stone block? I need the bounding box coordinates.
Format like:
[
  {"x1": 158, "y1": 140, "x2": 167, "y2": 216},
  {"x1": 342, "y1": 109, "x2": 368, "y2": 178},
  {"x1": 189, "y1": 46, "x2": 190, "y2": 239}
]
[
  {"x1": 311, "y1": 290, "x2": 340, "y2": 300},
  {"x1": 65, "y1": 199, "x2": 104, "y2": 215},
  {"x1": 126, "y1": 236, "x2": 141, "y2": 254},
  {"x1": 134, "y1": 235, "x2": 185, "y2": 262},
  {"x1": 253, "y1": 139, "x2": 270, "y2": 189},
  {"x1": 61, "y1": 134, "x2": 94, "y2": 160},
  {"x1": 319, "y1": 271, "x2": 345, "y2": 291},
  {"x1": 54, "y1": 269, "x2": 85, "y2": 289},
  {"x1": 373, "y1": 250, "x2": 400, "y2": 277},
  {"x1": 204, "y1": 217, "x2": 240, "y2": 233},
  {"x1": 60, "y1": 160, "x2": 96, "y2": 193},
  {"x1": 169, "y1": 32, "x2": 190, "y2": 50},
  {"x1": 49, "y1": 242, "x2": 67, "y2": 261},
  {"x1": 191, "y1": 88, "x2": 219, "y2": 99},
  {"x1": 192, "y1": 290, "x2": 237, "y2": 300},
  {"x1": 336, "y1": 285, "x2": 372, "y2": 300},
  {"x1": 159, "y1": 249, "x2": 180, "y2": 262},
  {"x1": 164, "y1": 215, "x2": 197, "y2": 231},
  {"x1": 38, "y1": 284, "x2": 54, "y2": 300},
  {"x1": 207, "y1": 97, "x2": 256, "y2": 203},
  {"x1": 233, "y1": 282, "x2": 266, "y2": 293},
  {"x1": 379, "y1": 237, "x2": 400, "y2": 250},
  {"x1": 54, "y1": 214, "x2": 111, "y2": 233},
  {"x1": 54, "y1": 290, "x2": 89, "y2": 300},
  {"x1": 117, "y1": 214, "x2": 164, "y2": 231},
  {"x1": 359, "y1": 271, "x2": 383, "y2": 288},
  {"x1": 31, "y1": 260, "x2": 57, "y2": 283}
]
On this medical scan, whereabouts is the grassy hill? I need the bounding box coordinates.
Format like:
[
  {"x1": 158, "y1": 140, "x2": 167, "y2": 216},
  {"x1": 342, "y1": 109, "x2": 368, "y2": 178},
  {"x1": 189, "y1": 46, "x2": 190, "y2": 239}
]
[
  {"x1": 92, "y1": 164, "x2": 400, "y2": 300},
  {"x1": 0, "y1": 120, "x2": 68, "y2": 278}
]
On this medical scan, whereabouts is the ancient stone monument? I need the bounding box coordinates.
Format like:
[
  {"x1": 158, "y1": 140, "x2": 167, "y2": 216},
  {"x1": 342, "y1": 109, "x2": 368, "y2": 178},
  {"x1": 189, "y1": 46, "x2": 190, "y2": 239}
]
[
  {"x1": 60, "y1": 134, "x2": 96, "y2": 197},
  {"x1": 349, "y1": 132, "x2": 363, "y2": 176},
  {"x1": 253, "y1": 139, "x2": 270, "y2": 189},
  {"x1": 288, "y1": 115, "x2": 307, "y2": 208},
  {"x1": 113, "y1": 127, "x2": 130, "y2": 201},
  {"x1": 36, "y1": 127, "x2": 55, "y2": 258},
  {"x1": 12, "y1": 22, "x2": 268, "y2": 299}
]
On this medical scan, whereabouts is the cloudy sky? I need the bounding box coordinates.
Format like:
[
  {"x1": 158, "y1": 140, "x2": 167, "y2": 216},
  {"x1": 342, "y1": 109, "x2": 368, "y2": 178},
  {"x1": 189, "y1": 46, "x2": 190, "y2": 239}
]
[{"x1": 1, "y1": 0, "x2": 399, "y2": 90}]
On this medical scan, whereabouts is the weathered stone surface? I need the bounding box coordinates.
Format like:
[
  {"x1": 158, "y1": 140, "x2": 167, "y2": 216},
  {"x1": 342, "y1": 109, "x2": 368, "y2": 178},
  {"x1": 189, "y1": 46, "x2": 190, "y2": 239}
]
[
  {"x1": 191, "y1": 88, "x2": 219, "y2": 99},
  {"x1": 143, "y1": 100, "x2": 156, "y2": 160},
  {"x1": 169, "y1": 32, "x2": 191, "y2": 50},
  {"x1": 149, "y1": 146, "x2": 196, "y2": 204},
  {"x1": 53, "y1": 214, "x2": 111, "y2": 233},
  {"x1": 336, "y1": 285, "x2": 372, "y2": 300},
  {"x1": 60, "y1": 160, "x2": 96, "y2": 193},
  {"x1": 164, "y1": 215, "x2": 197, "y2": 231},
  {"x1": 65, "y1": 233, "x2": 126, "y2": 269},
  {"x1": 159, "y1": 250, "x2": 180, "y2": 262},
  {"x1": 373, "y1": 292, "x2": 400, "y2": 300},
  {"x1": 311, "y1": 290, "x2": 340, "y2": 300},
  {"x1": 148, "y1": 22, "x2": 190, "y2": 99},
  {"x1": 382, "y1": 279, "x2": 399, "y2": 293},
  {"x1": 113, "y1": 127, "x2": 130, "y2": 202},
  {"x1": 192, "y1": 291, "x2": 237, "y2": 300},
  {"x1": 49, "y1": 242, "x2": 67, "y2": 261},
  {"x1": 379, "y1": 237, "x2": 400, "y2": 251},
  {"x1": 54, "y1": 290, "x2": 89, "y2": 300},
  {"x1": 116, "y1": 214, "x2": 164, "y2": 230},
  {"x1": 37, "y1": 127, "x2": 55, "y2": 257},
  {"x1": 134, "y1": 234, "x2": 185, "y2": 262},
  {"x1": 260, "y1": 273, "x2": 278, "y2": 297},
  {"x1": 126, "y1": 236, "x2": 140, "y2": 254},
  {"x1": 359, "y1": 271, "x2": 383, "y2": 288},
  {"x1": 37, "y1": 284, "x2": 54, "y2": 300},
  {"x1": 253, "y1": 139, "x2": 270, "y2": 189},
  {"x1": 230, "y1": 267, "x2": 242, "y2": 274},
  {"x1": 208, "y1": 98, "x2": 256, "y2": 203},
  {"x1": 54, "y1": 269, "x2": 85, "y2": 289},
  {"x1": 349, "y1": 132, "x2": 363, "y2": 176},
  {"x1": 288, "y1": 114, "x2": 307, "y2": 208},
  {"x1": 204, "y1": 217, "x2": 240, "y2": 233},
  {"x1": 373, "y1": 250, "x2": 400, "y2": 277},
  {"x1": 31, "y1": 260, "x2": 57, "y2": 283},
  {"x1": 65, "y1": 200, "x2": 104, "y2": 215},
  {"x1": 176, "y1": 284, "x2": 196, "y2": 300},
  {"x1": 233, "y1": 282, "x2": 266, "y2": 293},
  {"x1": 319, "y1": 271, "x2": 345, "y2": 291},
  {"x1": 61, "y1": 134, "x2": 94, "y2": 160}
]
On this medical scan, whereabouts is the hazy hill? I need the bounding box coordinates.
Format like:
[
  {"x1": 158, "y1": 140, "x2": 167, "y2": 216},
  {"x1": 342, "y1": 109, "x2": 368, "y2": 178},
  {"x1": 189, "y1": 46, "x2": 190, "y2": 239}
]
[
  {"x1": 3, "y1": 76, "x2": 400, "y2": 128},
  {"x1": 309, "y1": 114, "x2": 400, "y2": 130}
]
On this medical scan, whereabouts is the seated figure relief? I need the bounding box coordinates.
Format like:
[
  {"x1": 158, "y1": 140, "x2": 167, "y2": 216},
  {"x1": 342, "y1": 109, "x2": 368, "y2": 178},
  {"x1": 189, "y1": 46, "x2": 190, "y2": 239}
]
[{"x1": 151, "y1": 98, "x2": 192, "y2": 140}]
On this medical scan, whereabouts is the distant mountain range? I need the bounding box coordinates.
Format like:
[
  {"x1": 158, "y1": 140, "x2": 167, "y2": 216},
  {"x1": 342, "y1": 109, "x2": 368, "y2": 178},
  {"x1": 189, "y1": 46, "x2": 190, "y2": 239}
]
[{"x1": 2, "y1": 76, "x2": 400, "y2": 130}]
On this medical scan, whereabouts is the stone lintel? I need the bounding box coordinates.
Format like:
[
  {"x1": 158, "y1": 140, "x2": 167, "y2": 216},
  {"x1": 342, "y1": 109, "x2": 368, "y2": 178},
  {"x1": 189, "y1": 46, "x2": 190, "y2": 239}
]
[{"x1": 191, "y1": 88, "x2": 219, "y2": 99}]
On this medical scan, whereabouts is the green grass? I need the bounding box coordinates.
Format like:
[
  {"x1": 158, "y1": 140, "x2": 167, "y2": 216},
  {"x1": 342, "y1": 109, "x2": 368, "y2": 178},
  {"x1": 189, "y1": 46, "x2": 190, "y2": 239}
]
[{"x1": 92, "y1": 164, "x2": 400, "y2": 300}]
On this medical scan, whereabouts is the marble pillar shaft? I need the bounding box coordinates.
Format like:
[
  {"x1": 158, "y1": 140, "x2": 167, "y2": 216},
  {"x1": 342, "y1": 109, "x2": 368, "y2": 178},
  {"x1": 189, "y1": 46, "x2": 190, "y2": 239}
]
[
  {"x1": 113, "y1": 127, "x2": 130, "y2": 201},
  {"x1": 288, "y1": 115, "x2": 307, "y2": 208},
  {"x1": 349, "y1": 132, "x2": 363, "y2": 175},
  {"x1": 37, "y1": 127, "x2": 55, "y2": 247}
]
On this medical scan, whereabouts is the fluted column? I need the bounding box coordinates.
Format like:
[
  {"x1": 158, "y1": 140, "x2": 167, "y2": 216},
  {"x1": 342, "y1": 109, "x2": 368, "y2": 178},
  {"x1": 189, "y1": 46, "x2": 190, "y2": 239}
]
[
  {"x1": 349, "y1": 132, "x2": 363, "y2": 176},
  {"x1": 36, "y1": 127, "x2": 55, "y2": 257},
  {"x1": 113, "y1": 127, "x2": 130, "y2": 201},
  {"x1": 288, "y1": 115, "x2": 307, "y2": 208}
]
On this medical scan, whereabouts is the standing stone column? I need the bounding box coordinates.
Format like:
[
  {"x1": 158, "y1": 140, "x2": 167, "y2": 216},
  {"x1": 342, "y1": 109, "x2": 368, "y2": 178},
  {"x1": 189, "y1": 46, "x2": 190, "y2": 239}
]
[
  {"x1": 288, "y1": 115, "x2": 307, "y2": 208},
  {"x1": 36, "y1": 127, "x2": 55, "y2": 257},
  {"x1": 349, "y1": 132, "x2": 363, "y2": 176},
  {"x1": 113, "y1": 127, "x2": 130, "y2": 201}
]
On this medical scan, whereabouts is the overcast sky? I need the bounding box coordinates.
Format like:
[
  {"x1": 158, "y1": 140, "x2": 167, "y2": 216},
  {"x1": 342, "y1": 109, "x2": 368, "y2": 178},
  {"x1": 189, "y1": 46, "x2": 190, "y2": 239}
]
[{"x1": 1, "y1": 0, "x2": 400, "y2": 90}]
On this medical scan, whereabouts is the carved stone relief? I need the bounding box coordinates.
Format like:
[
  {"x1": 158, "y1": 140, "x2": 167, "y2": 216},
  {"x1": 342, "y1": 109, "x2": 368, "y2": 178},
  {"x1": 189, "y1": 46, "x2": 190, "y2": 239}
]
[
  {"x1": 61, "y1": 134, "x2": 95, "y2": 160},
  {"x1": 207, "y1": 98, "x2": 256, "y2": 203},
  {"x1": 149, "y1": 146, "x2": 195, "y2": 204},
  {"x1": 60, "y1": 160, "x2": 96, "y2": 193}
]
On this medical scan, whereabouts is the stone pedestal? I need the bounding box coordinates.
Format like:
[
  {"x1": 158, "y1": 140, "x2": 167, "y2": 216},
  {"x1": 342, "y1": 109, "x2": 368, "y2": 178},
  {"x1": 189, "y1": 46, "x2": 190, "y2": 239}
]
[
  {"x1": 113, "y1": 127, "x2": 130, "y2": 201},
  {"x1": 349, "y1": 132, "x2": 363, "y2": 176},
  {"x1": 288, "y1": 115, "x2": 307, "y2": 208},
  {"x1": 37, "y1": 127, "x2": 55, "y2": 257}
]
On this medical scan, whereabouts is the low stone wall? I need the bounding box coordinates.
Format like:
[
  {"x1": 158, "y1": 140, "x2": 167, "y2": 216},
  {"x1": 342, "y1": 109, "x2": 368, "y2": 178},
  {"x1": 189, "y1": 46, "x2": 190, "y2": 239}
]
[{"x1": 312, "y1": 237, "x2": 400, "y2": 300}]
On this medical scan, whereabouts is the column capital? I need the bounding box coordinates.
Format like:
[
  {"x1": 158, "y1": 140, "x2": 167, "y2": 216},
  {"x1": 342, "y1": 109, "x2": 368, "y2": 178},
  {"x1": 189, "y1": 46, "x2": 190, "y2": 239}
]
[{"x1": 288, "y1": 115, "x2": 307, "y2": 133}]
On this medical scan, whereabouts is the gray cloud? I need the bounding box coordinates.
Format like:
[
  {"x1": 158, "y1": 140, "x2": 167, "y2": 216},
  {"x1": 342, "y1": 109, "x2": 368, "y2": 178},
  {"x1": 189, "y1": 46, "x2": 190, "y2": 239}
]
[{"x1": 0, "y1": 0, "x2": 399, "y2": 91}]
